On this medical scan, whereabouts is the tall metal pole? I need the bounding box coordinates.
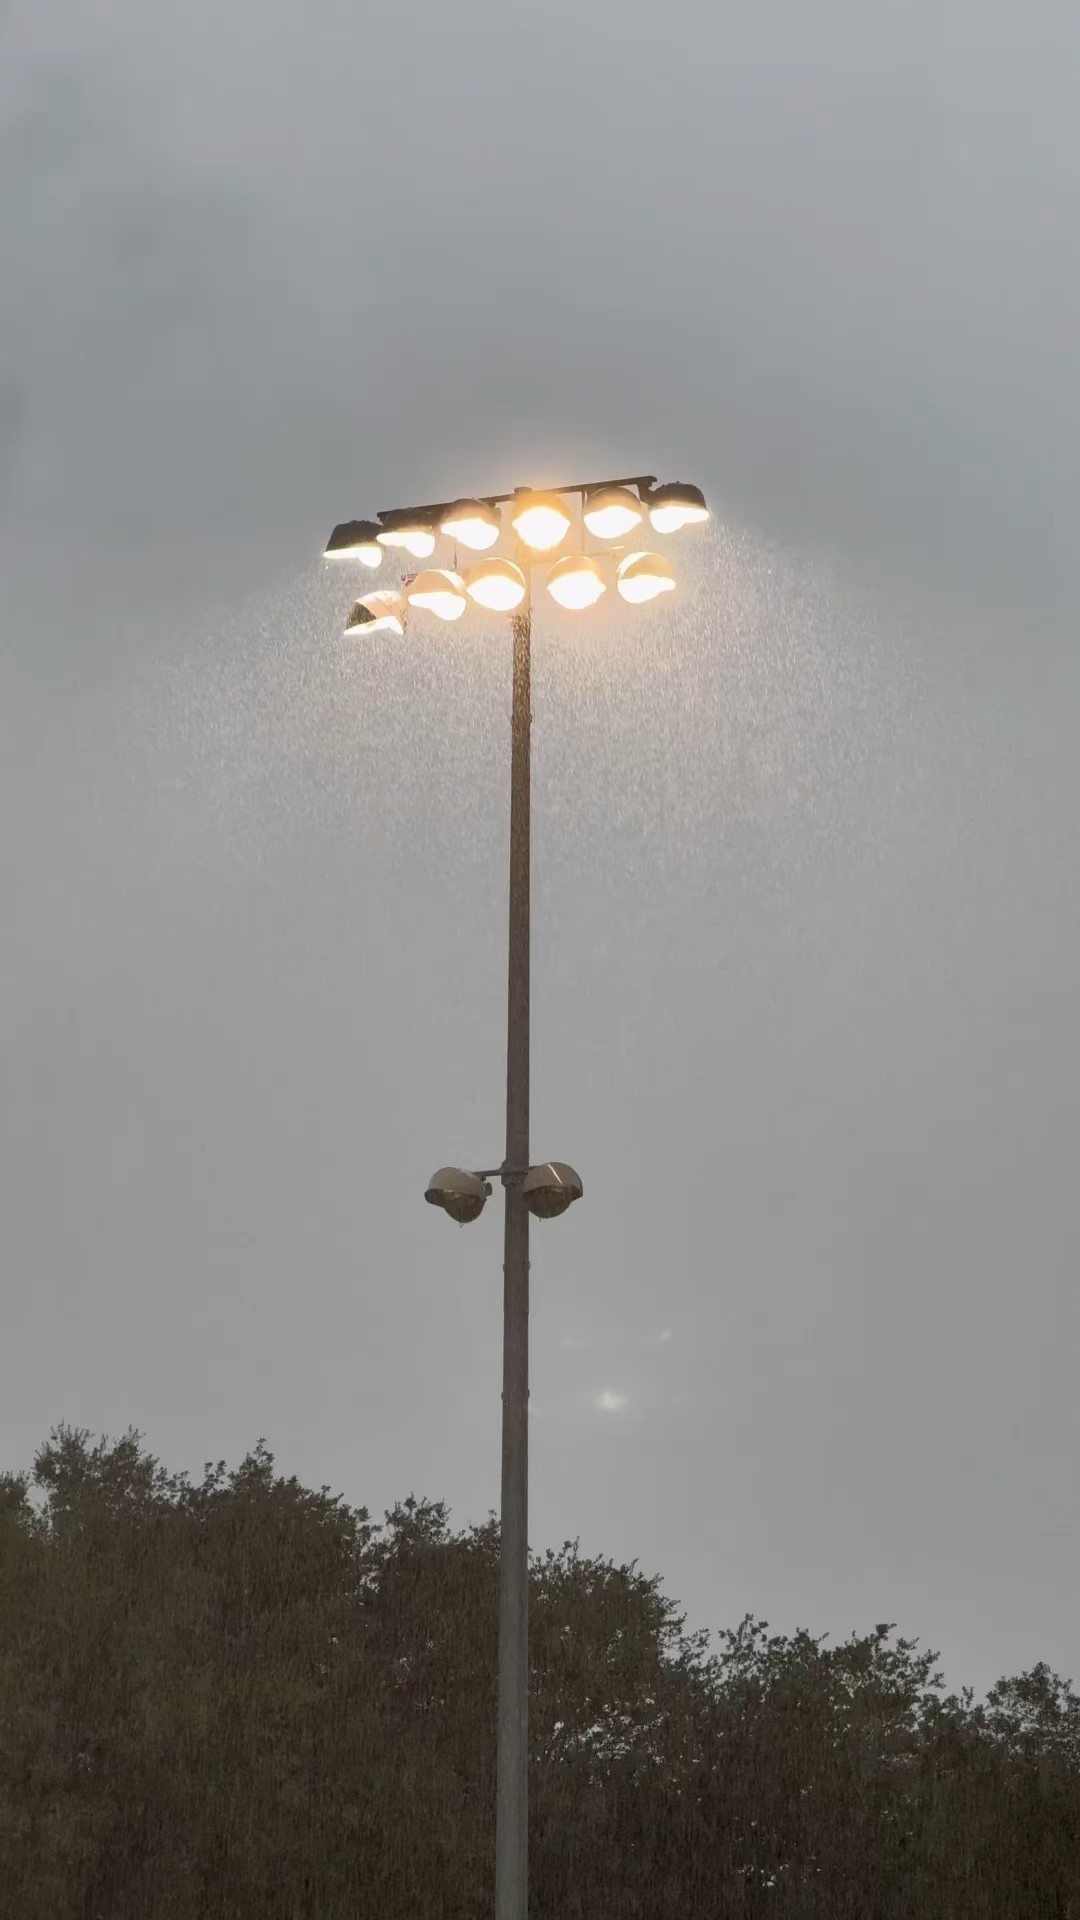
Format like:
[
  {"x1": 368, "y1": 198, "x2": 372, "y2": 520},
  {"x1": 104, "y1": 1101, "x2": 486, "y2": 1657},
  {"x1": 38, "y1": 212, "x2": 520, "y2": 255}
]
[{"x1": 495, "y1": 591, "x2": 532, "y2": 1920}]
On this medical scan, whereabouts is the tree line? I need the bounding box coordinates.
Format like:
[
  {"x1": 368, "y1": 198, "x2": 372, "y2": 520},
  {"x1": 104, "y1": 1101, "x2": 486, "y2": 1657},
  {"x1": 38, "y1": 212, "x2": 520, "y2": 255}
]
[{"x1": 1, "y1": 1424, "x2": 1077, "y2": 1916}]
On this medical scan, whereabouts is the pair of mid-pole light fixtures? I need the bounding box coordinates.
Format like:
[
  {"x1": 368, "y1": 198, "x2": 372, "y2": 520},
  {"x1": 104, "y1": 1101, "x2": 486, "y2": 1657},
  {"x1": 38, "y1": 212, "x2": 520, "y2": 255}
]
[{"x1": 324, "y1": 480, "x2": 710, "y2": 634}]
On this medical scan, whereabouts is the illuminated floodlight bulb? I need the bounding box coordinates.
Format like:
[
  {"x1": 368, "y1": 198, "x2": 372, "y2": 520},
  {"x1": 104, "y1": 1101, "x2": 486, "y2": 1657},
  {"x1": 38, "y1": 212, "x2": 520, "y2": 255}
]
[
  {"x1": 440, "y1": 499, "x2": 502, "y2": 551},
  {"x1": 464, "y1": 557, "x2": 527, "y2": 612},
  {"x1": 406, "y1": 569, "x2": 468, "y2": 621},
  {"x1": 583, "y1": 486, "x2": 644, "y2": 542},
  {"x1": 546, "y1": 554, "x2": 607, "y2": 611},
  {"x1": 511, "y1": 490, "x2": 572, "y2": 553},
  {"x1": 647, "y1": 483, "x2": 709, "y2": 534},
  {"x1": 377, "y1": 513, "x2": 437, "y2": 559},
  {"x1": 345, "y1": 591, "x2": 407, "y2": 635},
  {"x1": 616, "y1": 551, "x2": 676, "y2": 604},
  {"x1": 325, "y1": 519, "x2": 383, "y2": 567}
]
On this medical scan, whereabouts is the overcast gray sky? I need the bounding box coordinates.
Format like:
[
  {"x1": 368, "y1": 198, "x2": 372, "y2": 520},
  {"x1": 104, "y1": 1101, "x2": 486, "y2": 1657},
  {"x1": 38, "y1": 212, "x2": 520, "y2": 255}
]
[{"x1": 2, "y1": 0, "x2": 1077, "y2": 1705}]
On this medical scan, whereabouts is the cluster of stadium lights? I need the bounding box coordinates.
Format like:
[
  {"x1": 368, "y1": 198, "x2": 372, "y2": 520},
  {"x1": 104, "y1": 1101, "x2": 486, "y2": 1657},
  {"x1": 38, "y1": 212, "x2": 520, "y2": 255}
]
[{"x1": 324, "y1": 479, "x2": 709, "y2": 636}]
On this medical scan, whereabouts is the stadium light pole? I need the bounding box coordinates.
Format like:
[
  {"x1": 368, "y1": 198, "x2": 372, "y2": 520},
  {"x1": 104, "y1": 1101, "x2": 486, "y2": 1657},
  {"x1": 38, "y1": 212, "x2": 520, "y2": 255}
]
[{"x1": 324, "y1": 474, "x2": 709, "y2": 1920}]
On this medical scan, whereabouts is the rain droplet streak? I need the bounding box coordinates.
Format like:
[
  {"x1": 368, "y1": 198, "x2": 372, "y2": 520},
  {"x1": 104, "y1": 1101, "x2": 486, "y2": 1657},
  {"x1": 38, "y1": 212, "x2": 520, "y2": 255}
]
[{"x1": 118, "y1": 517, "x2": 969, "y2": 958}]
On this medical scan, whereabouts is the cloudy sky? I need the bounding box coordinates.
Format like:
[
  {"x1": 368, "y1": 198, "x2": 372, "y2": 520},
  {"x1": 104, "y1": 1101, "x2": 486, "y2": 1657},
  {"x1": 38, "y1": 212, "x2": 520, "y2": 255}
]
[{"x1": 2, "y1": 0, "x2": 1077, "y2": 1704}]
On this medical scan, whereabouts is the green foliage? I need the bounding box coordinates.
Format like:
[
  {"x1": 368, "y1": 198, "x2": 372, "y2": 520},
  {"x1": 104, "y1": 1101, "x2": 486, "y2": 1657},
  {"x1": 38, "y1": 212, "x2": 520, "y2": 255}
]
[{"x1": 1, "y1": 1424, "x2": 1077, "y2": 1917}]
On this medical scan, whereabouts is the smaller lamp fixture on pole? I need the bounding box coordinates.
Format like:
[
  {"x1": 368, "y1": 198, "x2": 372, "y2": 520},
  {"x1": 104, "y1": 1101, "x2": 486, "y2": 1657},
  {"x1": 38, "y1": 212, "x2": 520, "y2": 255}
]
[
  {"x1": 424, "y1": 1168, "x2": 493, "y2": 1225},
  {"x1": 521, "y1": 1162, "x2": 584, "y2": 1219},
  {"x1": 425, "y1": 1162, "x2": 583, "y2": 1225}
]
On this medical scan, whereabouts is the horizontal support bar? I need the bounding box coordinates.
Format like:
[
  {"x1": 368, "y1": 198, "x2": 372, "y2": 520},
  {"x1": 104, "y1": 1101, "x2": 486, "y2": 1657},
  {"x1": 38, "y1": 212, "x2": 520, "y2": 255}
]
[{"x1": 375, "y1": 475, "x2": 658, "y2": 524}]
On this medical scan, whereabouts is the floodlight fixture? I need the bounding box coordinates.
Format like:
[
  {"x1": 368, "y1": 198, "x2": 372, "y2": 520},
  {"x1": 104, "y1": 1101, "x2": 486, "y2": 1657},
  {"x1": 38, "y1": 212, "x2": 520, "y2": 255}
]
[
  {"x1": 511, "y1": 490, "x2": 572, "y2": 553},
  {"x1": 647, "y1": 483, "x2": 709, "y2": 534},
  {"x1": 464, "y1": 557, "x2": 528, "y2": 613},
  {"x1": 406, "y1": 569, "x2": 468, "y2": 621},
  {"x1": 583, "y1": 486, "x2": 645, "y2": 541},
  {"x1": 325, "y1": 519, "x2": 383, "y2": 567},
  {"x1": 616, "y1": 551, "x2": 677, "y2": 604},
  {"x1": 345, "y1": 591, "x2": 407, "y2": 636},
  {"x1": 377, "y1": 511, "x2": 437, "y2": 559},
  {"x1": 441, "y1": 499, "x2": 502, "y2": 551},
  {"x1": 545, "y1": 554, "x2": 607, "y2": 611}
]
